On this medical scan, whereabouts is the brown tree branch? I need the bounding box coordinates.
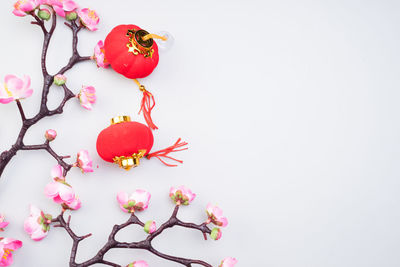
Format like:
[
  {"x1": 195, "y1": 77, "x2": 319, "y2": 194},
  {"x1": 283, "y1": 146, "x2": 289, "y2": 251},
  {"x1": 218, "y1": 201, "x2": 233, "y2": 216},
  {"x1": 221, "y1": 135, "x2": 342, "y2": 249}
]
[
  {"x1": 52, "y1": 205, "x2": 213, "y2": 267},
  {"x1": 0, "y1": 12, "x2": 91, "y2": 177}
]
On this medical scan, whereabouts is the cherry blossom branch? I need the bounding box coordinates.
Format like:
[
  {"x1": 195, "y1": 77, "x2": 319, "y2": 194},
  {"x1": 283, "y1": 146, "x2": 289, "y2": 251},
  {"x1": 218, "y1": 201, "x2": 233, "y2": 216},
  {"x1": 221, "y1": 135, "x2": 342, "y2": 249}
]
[
  {"x1": 52, "y1": 205, "x2": 213, "y2": 267},
  {"x1": 15, "y1": 100, "x2": 26, "y2": 121},
  {"x1": 20, "y1": 140, "x2": 73, "y2": 176},
  {"x1": 0, "y1": 11, "x2": 91, "y2": 178}
]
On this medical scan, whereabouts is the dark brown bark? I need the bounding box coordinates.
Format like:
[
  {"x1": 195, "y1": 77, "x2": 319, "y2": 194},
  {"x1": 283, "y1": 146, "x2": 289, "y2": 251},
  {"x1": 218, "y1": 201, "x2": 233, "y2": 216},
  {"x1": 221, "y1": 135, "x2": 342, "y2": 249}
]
[
  {"x1": 0, "y1": 12, "x2": 90, "y2": 178},
  {"x1": 52, "y1": 205, "x2": 213, "y2": 267}
]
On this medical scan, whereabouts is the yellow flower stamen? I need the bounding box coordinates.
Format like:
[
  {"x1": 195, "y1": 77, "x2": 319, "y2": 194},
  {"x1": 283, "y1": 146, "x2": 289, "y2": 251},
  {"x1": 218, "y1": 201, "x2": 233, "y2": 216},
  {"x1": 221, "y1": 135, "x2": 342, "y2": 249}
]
[
  {"x1": 2, "y1": 249, "x2": 12, "y2": 260},
  {"x1": 88, "y1": 11, "x2": 96, "y2": 19},
  {"x1": 4, "y1": 84, "x2": 13, "y2": 97},
  {"x1": 14, "y1": 0, "x2": 27, "y2": 9}
]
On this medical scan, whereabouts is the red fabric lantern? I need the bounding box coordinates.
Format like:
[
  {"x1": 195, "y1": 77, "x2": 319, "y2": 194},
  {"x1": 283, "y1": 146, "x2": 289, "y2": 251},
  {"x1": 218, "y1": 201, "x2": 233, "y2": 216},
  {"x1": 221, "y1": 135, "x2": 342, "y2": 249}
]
[
  {"x1": 96, "y1": 116, "x2": 188, "y2": 170},
  {"x1": 104, "y1": 24, "x2": 159, "y2": 79},
  {"x1": 103, "y1": 24, "x2": 165, "y2": 130}
]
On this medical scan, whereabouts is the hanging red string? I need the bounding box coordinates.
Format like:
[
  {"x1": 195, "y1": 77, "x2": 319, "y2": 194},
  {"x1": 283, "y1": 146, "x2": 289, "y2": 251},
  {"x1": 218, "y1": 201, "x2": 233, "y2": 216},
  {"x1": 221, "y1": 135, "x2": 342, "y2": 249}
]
[
  {"x1": 134, "y1": 79, "x2": 158, "y2": 130},
  {"x1": 146, "y1": 138, "x2": 188, "y2": 167},
  {"x1": 139, "y1": 88, "x2": 158, "y2": 130}
]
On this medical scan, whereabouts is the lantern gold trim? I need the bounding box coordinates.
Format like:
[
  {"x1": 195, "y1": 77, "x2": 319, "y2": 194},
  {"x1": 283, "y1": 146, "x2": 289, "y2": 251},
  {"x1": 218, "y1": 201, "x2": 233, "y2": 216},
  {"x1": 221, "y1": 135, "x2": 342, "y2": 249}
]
[
  {"x1": 113, "y1": 149, "x2": 147, "y2": 170},
  {"x1": 111, "y1": 115, "x2": 131, "y2": 125},
  {"x1": 126, "y1": 29, "x2": 154, "y2": 58}
]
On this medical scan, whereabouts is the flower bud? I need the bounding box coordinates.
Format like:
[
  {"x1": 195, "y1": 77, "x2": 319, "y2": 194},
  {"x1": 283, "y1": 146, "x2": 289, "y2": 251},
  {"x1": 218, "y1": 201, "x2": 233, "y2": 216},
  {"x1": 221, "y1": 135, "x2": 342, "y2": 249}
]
[
  {"x1": 143, "y1": 220, "x2": 156, "y2": 234},
  {"x1": 66, "y1": 11, "x2": 78, "y2": 21},
  {"x1": 53, "y1": 74, "x2": 67, "y2": 86},
  {"x1": 210, "y1": 227, "x2": 222, "y2": 240},
  {"x1": 45, "y1": 129, "x2": 57, "y2": 141},
  {"x1": 38, "y1": 9, "x2": 51, "y2": 21}
]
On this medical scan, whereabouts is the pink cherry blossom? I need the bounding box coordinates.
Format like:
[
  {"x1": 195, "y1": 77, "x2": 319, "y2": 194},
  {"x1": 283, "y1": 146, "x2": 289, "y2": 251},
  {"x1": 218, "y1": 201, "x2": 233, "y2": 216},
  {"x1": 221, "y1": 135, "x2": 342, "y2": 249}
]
[
  {"x1": 77, "y1": 85, "x2": 96, "y2": 110},
  {"x1": 117, "y1": 190, "x2": 151, "y2": 213},
  {"x1": 44, "y1": 165, "x2": 80, "y2": 210},
  {"x1": 45, "y1": 129, "x2": 57, "y2": 141},
  {"x1": 127, "y1": 261, "x2": 148, "y2": 267},
  {"x1": 169, "y1": 186, "x2": 196, "y2": 206},
  {"x1": 62, "y1": 196, "x2": 81, "y2": 210},
  {"x1": 77, "y1": 8, "x2": 99, "y2": 31},
  {"x1": 0, "y1": 214, "x2": 9, "y2": 231},
  {"x1": 0, "y1": 75, "x2": 33, "y2": 104},
  {"x1": 76, "y1": 150, "x2": 93, "y2": 173},
  {"x1": 12, "y1": 0, "x2": 39, "y2": 17},
  {"x1": 144, "y1": 220, "x2": 156, "y2": 234},
  {"x1": 219, "y1": 257, "x2": 237, "y2": 267},
  {"x1": 206, "y1": 203, "x2": 228, "y2": 227},
  {"x1": 0, "y1": 238, "x2": 22, "y2": 266},
  {"x1": 41, "y1": 0, "x2": 78, "y2": 17},
  {"x1": 24, "y1": 205, "x2": 51, "y2": 241},
  {"x1": 93, "y1": 40, "x2": 109, "y2": 68}
]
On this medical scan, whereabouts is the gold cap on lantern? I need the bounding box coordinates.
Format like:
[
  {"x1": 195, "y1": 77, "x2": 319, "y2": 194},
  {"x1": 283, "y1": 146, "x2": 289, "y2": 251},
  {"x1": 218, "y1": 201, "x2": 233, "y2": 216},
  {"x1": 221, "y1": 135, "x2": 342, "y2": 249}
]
[
  {"x1": 126, "y1": 29, "x2": 154, "y2": 58},
  {"x1": 111, "y1": 115, "x2": 131, "y2": 125},
  {"x1": 113, "y1": 149, "x2": 147, "y2": 170}
]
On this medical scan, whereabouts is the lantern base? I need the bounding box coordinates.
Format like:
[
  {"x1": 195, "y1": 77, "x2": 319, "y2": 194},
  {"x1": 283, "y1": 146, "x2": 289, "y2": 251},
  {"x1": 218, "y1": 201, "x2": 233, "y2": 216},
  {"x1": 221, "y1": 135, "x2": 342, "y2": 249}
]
[{"x1": 113, "y1": 150, "x2": 147, "y2": 170}]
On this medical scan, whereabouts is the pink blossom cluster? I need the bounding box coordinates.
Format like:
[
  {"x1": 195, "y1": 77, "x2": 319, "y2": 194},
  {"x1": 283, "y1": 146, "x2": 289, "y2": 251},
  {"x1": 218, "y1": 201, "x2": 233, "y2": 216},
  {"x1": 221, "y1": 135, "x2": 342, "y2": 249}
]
[
  {"x1": 12, "y1": 0, "x2": 100, "y2": 31},
  {"x1": 0, "y1": 74, "x2": 97, "y2": 111},
  {"x1": 44, "y1": 165, "x2": 82, "y2": 210},
  {"x1": 25, "y1": 150, "x2": 93, "y2": 242},
  {"x1": 22, "y1": 184, "x2": 238, "y2": 265},
  {"x1": 0, "y1": 215, "x2": 22, "y2": 266},
  {"x1": 116, "y1": 187, "x2": 236, "y2": 265}
]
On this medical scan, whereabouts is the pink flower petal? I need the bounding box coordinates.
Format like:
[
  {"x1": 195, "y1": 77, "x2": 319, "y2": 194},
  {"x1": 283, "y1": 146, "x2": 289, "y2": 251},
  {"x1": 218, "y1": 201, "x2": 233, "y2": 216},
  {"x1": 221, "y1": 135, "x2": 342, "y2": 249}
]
[
  {"x1": 0, "y1": 98, "x2": 14, "y2": 104},
  {"x1": 30, "y1": 228, "x2": 48, "y2": 241},
  {"x1": 12, "y1": 9, "x2": 27, "y2": 16},
  {"x1": 2, "y1": 238, "x2": 23, "y2": 250},
  {"x1": 44, "y1": 182, "x2": 60, "y2": 198},
  {"x1": 24, "y1": 217, "x2": 39, "y2": 235},
  {"x1": 63, "y1": 0, "x2": 78, "y2": 11},
  {"x1": 0, "y1": 222, "x2": 9, "y2": 229},
  {"x1": 117, "y1": 191, "x2": 128, "y2": 205},
  {"x1": 53, "y1": 5, "x2": 66, "y2": 17},
  {"x1": 22, "y1": 75, "x2": 31, "y2": 89},
  {"x1": 29, "y1": 204, "x2": 41, "y2": 217},
  {"x1": 51, "y1": 165, "x2": 63, "y2": 179},
  {"x1": 5, "y1": 75, "x2": 23, "y2": 90},
  {"x1": 58, "y1": 184, "x2": 75, "y2": 203}
]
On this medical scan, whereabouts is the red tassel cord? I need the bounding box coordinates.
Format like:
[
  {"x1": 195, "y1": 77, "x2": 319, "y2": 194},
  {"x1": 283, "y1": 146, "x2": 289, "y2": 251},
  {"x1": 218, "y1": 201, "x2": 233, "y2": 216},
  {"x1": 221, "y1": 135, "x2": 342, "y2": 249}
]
[
  {"x1": 146, "y1": 138, "x2": 188, "y2": 167},
  {"x1": 134, "y1": 79, "x2": 158, "y2": 130}
]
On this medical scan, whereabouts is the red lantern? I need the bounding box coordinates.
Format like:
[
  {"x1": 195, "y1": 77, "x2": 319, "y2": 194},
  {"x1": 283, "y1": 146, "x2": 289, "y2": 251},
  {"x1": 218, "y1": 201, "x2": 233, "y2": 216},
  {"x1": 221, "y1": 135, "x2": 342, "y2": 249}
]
[
  {"x1": 103, "y1": 24, "x2": 166, "y2": 130},
  {"x1": 96, "y1": 116, "x2": 188, "y2": 170},
  {"x1": 104, "y1": 24, "x2": 159, "y2": 79}
]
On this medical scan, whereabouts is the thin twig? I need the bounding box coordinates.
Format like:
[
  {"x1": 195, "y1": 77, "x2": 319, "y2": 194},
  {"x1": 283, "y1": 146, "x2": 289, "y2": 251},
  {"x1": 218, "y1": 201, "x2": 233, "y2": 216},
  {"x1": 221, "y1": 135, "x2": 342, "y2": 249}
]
[{"x1": 15, "y1": 100, "x2": 26, "y2": 121}]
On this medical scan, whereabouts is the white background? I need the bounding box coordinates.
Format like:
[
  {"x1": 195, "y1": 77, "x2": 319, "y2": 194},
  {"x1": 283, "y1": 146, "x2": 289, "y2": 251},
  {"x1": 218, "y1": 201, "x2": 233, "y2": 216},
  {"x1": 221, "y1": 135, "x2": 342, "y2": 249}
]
[{"x1": 0, "y1": 0, "x2": 400, "y2": 266}]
